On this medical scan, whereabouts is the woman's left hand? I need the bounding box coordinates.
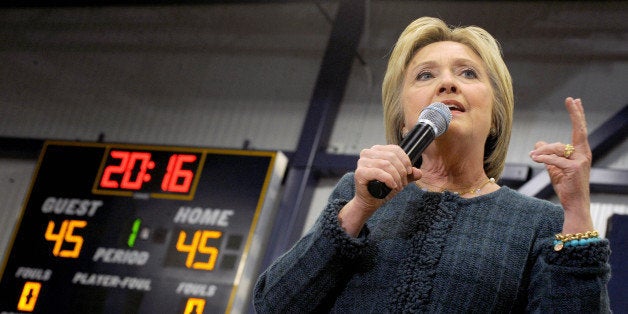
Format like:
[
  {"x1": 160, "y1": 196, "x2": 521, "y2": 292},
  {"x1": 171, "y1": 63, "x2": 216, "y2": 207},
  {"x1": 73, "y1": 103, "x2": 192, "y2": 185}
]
[{"x1": 529, "y1": 97, "x2": 594, "y2": 234}]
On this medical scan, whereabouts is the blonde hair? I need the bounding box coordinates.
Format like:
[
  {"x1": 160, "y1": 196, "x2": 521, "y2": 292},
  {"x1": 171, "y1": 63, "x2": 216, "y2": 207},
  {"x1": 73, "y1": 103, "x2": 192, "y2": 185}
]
[{"x1": 382, "y1": 17, "x2": 514, "y2": 180}]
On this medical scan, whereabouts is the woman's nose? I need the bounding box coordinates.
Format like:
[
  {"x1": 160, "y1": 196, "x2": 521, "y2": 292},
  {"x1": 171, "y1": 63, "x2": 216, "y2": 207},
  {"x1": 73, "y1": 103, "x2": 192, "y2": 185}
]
[
  {"x1": 438, "y1": 74, "x2": 458, "y2": 94},
  {"x1": 439, "y1": 84, "x2": 457, "y2": 94}
]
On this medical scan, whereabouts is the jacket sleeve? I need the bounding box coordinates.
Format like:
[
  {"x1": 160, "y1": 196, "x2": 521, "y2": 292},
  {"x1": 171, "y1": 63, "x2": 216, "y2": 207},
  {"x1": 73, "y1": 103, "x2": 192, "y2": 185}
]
[
  {"x1": 253, "y1": 173, "x2": 370, "y2": 313},
  {"x1": 527, "y1": 208, "x2": 611, "y2": 313}
]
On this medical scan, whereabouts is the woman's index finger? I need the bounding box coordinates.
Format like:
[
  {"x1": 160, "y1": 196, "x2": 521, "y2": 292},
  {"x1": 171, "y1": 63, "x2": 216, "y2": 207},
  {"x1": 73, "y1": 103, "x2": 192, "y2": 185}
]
[{"x1": 566, "y1": 97, "x2": 590, "y2": 148}]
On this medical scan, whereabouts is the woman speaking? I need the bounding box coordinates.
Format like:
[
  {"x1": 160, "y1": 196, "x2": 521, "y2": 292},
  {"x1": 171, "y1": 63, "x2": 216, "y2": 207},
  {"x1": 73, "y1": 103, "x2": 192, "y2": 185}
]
[{"x1": 254, "y1": 17, "x2": 610, "y2": 313}]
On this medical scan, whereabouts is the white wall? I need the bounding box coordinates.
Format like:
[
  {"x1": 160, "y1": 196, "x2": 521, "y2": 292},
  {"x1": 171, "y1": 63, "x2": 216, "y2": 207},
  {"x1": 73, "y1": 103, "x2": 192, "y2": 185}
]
[{"x1": 0, "y1": 160, "x2": 35, "y2": 263}]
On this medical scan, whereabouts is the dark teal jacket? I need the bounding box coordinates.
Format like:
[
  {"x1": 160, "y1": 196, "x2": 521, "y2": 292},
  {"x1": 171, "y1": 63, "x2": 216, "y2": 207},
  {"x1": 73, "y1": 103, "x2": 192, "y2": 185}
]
[{"x1": 254, "y1": 173, "x2": 610, "y2": 313}]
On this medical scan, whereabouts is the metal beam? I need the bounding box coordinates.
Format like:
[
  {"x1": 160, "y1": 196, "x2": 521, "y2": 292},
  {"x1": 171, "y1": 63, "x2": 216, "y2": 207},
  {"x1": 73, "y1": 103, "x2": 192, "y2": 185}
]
[
  {"x1": 518, "y1": 104, "x2": 628, "y2": 198},
  {"x1": 258, "y1": 0, "x2": 365, "y2": 271},
  {"x1": 590, "y1": 168, "x2": 628, "y2": 194},
  {"x1": 313, "y1": 153, "x2": 359, "y2": 177},
  {"x1": 590, "y1": 105, "x2": 628, "y2": 162}
]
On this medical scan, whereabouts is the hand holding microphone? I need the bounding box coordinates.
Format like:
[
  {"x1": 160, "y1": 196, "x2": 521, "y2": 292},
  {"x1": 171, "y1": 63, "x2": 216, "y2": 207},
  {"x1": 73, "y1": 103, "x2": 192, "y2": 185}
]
[{"x1": 367, "y1": 102, "x2": 452, "y2": 199}]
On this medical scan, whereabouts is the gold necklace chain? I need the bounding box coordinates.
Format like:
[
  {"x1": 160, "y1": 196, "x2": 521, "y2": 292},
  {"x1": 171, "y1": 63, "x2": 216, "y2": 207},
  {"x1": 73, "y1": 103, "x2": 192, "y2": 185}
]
[{"x1": 417, "y1": 177, "x2": 495, "y2": 195}]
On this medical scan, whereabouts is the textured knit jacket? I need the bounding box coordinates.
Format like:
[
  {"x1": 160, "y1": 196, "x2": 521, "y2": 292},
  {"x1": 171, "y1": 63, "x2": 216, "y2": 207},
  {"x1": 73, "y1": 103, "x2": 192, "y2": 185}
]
[{"x1": 254, "y1": 173, "x2": 611, "y2": 313}]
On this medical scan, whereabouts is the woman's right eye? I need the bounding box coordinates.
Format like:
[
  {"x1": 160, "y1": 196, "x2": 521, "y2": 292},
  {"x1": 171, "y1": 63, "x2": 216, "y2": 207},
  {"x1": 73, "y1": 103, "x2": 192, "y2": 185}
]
[{"x1": 416, "y1": 71, "x2": 433, "y2": 80}]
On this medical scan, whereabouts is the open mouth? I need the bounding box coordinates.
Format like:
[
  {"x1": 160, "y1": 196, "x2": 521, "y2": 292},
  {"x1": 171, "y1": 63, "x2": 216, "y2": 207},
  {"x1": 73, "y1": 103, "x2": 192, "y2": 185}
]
[{"x1": 442, "y1": 101, "x2": 465, "y2": 112}]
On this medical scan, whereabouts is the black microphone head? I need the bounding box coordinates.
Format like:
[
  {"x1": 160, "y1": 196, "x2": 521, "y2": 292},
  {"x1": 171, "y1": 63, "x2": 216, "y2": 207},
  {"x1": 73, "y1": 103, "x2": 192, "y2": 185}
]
[{"x1": 418, "y1": 102, "x2": 452, "y2": 137}]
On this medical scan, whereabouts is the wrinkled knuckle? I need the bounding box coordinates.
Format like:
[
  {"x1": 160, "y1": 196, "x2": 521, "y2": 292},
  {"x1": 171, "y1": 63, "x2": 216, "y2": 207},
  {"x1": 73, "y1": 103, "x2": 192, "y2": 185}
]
[
  {"x1": 375, "y1": 159, "x2": 392, "y2": 169},
  {"x1": 354, "y1": 167, "x2": 366, "y2": 176},
  {"x1": 356, "y1": 158, "x2": 368, "y2": 168},
  {"x1": 382, "y1": 150, "x2": 395, "y2": 159},
  {"x1": 578, "y1": 158, "x2": 591, "y2": 168}
]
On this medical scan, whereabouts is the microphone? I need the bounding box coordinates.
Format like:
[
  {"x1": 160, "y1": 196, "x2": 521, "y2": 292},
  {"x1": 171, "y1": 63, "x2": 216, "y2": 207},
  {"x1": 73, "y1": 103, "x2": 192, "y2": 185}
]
[{"x1": 367, "y1": 102, "x2": 452, "y2": 199}]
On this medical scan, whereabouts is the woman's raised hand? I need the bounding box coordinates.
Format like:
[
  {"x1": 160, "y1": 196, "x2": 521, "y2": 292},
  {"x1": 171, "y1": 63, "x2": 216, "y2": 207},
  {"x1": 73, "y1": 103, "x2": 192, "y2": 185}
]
[{"x1": 529, "y1": 97, "x2": 594, "y2": 234}]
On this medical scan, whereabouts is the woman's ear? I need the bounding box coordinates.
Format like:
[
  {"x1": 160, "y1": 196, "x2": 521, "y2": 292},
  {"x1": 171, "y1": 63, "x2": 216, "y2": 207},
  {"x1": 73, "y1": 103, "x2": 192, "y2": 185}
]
[{"x1": 490, "y1": 122, "x2": 498, "y2": 136}]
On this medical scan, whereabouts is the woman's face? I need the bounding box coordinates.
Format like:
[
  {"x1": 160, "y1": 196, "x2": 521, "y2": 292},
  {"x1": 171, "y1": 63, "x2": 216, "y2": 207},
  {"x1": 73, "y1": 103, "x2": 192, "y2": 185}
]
[{"x1": 401, "y1": 41, "x2": 494, "y2": 144}]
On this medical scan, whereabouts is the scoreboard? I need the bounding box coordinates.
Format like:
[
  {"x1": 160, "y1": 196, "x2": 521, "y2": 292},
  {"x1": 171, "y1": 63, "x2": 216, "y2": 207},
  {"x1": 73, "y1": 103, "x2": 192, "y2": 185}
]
[{"x1": 0, "y1": 141, "x2": 286, "y2": 313}]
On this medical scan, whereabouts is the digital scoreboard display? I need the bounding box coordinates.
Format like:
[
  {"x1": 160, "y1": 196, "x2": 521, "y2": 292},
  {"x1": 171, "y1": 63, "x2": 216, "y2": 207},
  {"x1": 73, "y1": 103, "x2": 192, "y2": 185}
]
[{"x1": 0, "y1": 141, "x2": 286, "y2": 313}]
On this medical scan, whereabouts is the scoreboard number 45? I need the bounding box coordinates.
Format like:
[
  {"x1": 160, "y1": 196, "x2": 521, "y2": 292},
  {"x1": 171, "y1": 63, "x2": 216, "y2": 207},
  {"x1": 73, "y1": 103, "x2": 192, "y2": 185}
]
[
  {"x1": 176, "y1": 230, "x2": 223, "y2": 271},
  {"x1": 44, "y1": 219, "x2": 86, "y2": 259}
]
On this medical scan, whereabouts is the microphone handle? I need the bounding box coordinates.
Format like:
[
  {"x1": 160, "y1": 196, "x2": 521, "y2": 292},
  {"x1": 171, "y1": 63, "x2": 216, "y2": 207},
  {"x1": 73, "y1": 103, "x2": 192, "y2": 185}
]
[
  {"x1": 400, "y1": 122, "x2": 435, "y2": 166},
  {"x1": 367, "y1": 123, "x2": 435, "y2": 199},
  {"x1": 367, "y1": 180, "x2": 392, "y2": 199}
]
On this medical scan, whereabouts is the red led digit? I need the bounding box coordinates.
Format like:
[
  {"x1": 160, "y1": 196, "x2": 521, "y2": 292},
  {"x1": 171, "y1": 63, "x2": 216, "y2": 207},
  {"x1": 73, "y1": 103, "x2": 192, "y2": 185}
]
[
  {"x1": 161, "y1": 154, "x2": 197, "y2": 193},
  {"x1": 99, "y1": 150, "x2": 130, "y2": 188},
  {"x1": 120, "y1": 152, "x2": 155, "y2": 190},
  {"x1": 161, "y1": 155, "x2": 175, "y2": 192}
]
